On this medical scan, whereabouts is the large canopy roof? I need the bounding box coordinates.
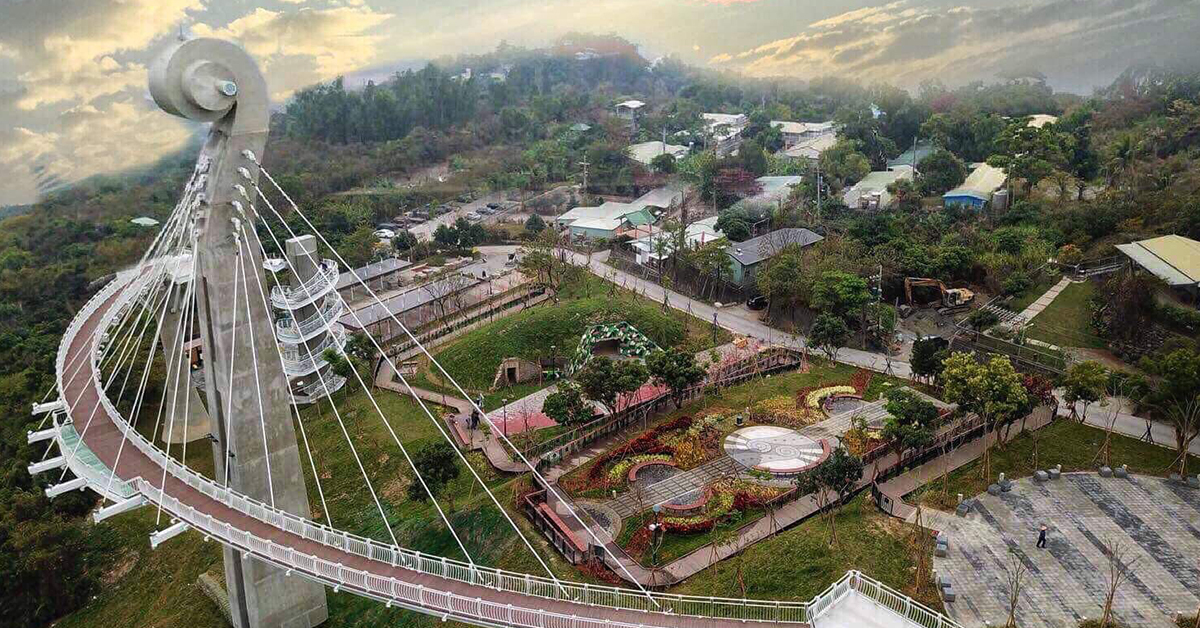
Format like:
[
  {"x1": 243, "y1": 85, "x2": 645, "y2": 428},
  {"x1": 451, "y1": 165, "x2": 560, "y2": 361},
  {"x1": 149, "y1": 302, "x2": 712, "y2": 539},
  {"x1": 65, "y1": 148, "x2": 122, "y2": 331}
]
[{"x1": 1116, "y1": 234, "x2": 1200, "y2": 287}]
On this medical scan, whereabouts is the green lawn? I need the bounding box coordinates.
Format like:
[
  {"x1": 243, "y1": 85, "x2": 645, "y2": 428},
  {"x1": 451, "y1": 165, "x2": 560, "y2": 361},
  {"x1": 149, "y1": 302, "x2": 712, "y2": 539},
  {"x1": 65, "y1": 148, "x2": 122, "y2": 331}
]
[
  {"x1": 909, "y1": 419, "x2": 1200, "y2": 510},
  {"x1": 1006, "y1": 272, "x2": 1060, "y2": 312},
  {"x1": 431, "y1": 275, "x2": 730, "y2": 391},
  {"x1": 1025, "y1": 281, "x2": 1105, "y2": 349},
  {"x1": 667, "y1": 495, "x2": 943, "y2": 611}
]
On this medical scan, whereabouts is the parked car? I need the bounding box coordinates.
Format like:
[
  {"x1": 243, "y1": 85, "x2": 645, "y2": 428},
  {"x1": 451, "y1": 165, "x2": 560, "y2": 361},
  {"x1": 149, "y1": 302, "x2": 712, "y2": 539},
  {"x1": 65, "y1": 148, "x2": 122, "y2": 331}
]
[
  {"x1": 486, "y1": 202, "x2": 502, "y2": 210},
  {"x1": 747, "y1": 296, "x2": 769, "y2": 310},
  {"x1": 466, "y1": 212, "x2": 481, "y2": 221}
]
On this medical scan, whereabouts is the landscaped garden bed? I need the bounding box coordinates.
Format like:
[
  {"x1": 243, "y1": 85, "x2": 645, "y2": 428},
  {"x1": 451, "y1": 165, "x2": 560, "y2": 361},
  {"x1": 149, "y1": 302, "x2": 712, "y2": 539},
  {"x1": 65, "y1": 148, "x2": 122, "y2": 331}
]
[
  {"x1": 558, "y1": 364, "x2": 914, "y2": 500},
  {"x1": 618, "y1": 477, "x2": 793, "y2": 566},
  {"x1": 559, "y1": 415, "x2": 722, "y2": 498}
]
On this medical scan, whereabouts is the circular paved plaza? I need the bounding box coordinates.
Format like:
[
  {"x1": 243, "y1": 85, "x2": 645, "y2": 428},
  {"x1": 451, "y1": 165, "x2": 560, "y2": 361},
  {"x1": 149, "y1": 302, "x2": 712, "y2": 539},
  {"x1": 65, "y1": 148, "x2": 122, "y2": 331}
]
[
  {"x1": 723, "y1": 425, "x2": 826, "y2": 475},
  {"x1": 933, "y1": 473, "x2": 1200, "y2": 628}
]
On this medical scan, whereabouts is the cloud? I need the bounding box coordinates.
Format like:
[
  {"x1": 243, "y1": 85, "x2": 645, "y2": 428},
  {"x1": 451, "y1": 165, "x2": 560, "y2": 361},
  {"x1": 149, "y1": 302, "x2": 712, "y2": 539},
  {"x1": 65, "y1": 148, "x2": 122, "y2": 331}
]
[
  {"x1": 712, "y1": 0, "x2": 1200, "y2": 89},
  {"x1": 2, "y1": 0, "x2": 201, "y2": 109},
  {"x1": 0, "y1": 0, "x2": 392, "y2": 204},
  {"x1": 191, "y1": 5, "x2": 393, "y2": 98}
]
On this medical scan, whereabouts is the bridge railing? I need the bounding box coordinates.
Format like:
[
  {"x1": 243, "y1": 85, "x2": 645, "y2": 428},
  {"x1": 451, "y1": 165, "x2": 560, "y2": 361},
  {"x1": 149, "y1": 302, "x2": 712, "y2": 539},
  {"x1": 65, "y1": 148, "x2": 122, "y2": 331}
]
[
  {"x1": 65, "y1": 270, "x2": 962, "y2": 628},
  {"x1": 79, "y1": 273, "x2": 813, "y2": 624},
  {"x1": 850, "y1": 571, "x2": 962, "y2": 628}
]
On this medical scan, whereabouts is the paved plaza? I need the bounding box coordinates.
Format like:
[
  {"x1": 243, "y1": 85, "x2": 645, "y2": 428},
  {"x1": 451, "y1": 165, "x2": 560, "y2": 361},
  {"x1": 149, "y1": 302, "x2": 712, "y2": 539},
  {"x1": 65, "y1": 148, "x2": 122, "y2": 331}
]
[
  {"x1": 724, "y1": 425, "x2": 826, "y2": 474},
  {"x1": 932, "y1": 473, "x2": 1200, "y2": 628}
]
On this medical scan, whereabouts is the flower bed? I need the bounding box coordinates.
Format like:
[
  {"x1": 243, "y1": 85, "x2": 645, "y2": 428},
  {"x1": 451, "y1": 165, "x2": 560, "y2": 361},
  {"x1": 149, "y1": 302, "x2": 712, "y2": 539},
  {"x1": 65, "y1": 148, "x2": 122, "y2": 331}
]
[
  {"x1": 659, "y1": 479, "x2": 789, "y2": 534},
  {"x1": 610, "y1": 455, "x2": 673, "y2": 484},
  {"x1": 822, "y1": 393, "x2": 864, "y2": 413},
  {"x1": 560, "y1": 415, "x2": 696, "y2": 496},
  {"x1": 849, "y1": 368, "x2": 873, "y2": 394},
  {"x1": 748, "y1": 395, "x2": 823, "y2": 427},
  {"x1": 659, "y1": 487, "x2": 711, "y2": 517},
  {"x1": 805, "y1": 385, "x2": 857, "y2": 409}
]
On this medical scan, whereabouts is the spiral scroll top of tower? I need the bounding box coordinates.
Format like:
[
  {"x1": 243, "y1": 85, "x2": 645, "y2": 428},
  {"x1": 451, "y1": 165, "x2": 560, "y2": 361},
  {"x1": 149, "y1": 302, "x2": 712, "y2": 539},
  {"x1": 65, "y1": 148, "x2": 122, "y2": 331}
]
[{"x1": 149, "y1": 37, "x2": 268, "y2": 135}]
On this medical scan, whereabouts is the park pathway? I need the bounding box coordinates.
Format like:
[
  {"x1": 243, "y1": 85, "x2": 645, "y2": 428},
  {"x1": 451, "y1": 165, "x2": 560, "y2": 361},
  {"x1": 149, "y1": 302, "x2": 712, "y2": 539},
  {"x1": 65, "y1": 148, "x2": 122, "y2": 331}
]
[
  {"x1": 569, "y1": 250, "x2": 1200, "y2": 457},
  {"x1": 568, "y1": 249, "x2": 912, "y2": 378},
  {"x1": 1014, "y1": 276, "x2": 1073, "y2": 326}
]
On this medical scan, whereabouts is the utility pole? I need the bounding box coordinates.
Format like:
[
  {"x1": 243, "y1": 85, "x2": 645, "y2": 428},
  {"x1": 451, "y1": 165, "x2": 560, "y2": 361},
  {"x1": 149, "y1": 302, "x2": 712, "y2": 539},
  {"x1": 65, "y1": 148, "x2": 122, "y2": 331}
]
[{"x1": 815, "y1": 159, "x2": 822, "y2": 223}]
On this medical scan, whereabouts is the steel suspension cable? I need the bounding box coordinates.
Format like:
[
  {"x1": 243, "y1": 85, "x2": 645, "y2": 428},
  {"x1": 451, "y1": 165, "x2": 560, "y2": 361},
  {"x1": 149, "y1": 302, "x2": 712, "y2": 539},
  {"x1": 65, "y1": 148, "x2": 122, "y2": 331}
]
[
  {"x1": 234, "y1": 235, "x2": 277, "y2": 508},
  {"x1": 102, "y1": 276, "x2": 180, "y2": 501},
  {"x1": 218, "y1": 204, "x2": 395, "y2": 545},
  {"x1": 220, "y1": 231, "x2": 242, "y2": 489},
  {"x1": 245, "y1": 209, "x2": 468, "y2": 557},
  {"x1": 56, "y1": 271, "x2": 176, "y2": 481},
  {"x1": 247, "y1": 182, "x2": 571, "y2": 590},
  {"x1": 156, "y1": 237, "x2": 200, "y2": 525},
  {"x1": 251, "y1": 165, "x2": 653, "y2": 601},
  {"x1": 233, "y1": 219, "x2": 332, "y2": 526},
  {"x1": 57, "y1": 185, "x2": 197, "y2": 401}
]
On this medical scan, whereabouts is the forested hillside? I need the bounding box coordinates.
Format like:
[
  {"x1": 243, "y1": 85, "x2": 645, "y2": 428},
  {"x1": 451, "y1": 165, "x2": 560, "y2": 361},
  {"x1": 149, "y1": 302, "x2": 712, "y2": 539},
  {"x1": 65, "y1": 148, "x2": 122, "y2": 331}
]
[{"x1": 3, "y1": 31, "x2": 1200, "y2": 628}]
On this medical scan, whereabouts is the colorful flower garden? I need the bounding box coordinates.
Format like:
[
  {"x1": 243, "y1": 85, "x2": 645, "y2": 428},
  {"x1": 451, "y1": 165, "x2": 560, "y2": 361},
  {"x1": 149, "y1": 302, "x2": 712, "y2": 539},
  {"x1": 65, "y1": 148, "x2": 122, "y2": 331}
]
[{"x1": 554, "y1": 359, "x2": 911, "y2": 569}]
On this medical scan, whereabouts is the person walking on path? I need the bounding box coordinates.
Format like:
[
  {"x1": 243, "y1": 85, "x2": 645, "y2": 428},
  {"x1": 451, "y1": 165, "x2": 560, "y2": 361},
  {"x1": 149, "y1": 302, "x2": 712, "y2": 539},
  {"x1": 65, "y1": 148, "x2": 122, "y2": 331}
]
[{"x1": 1036, "y1": 525, "x2": 1048, "y2": 548}]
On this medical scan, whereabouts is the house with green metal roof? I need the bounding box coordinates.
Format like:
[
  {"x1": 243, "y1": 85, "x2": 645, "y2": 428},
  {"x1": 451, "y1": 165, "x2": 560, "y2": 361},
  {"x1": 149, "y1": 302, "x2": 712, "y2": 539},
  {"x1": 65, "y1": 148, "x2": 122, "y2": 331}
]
[{"x1": 555, "y1": 186, "x2": 683, "y2": 240}]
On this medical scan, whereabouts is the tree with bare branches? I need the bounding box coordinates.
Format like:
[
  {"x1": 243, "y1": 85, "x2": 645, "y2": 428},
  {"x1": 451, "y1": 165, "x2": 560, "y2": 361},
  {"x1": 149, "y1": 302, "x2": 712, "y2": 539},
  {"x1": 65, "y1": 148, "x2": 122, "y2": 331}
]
[
  {"x1": 1162, "y1": 398, "x2": 1200, "y2": 478},
  {"x1": 1001, "y1": 548, "x2": 1028, "y2": 628},
  {"x1": 1100, "y1": 536, "x2": 1139, "y2": 628}
]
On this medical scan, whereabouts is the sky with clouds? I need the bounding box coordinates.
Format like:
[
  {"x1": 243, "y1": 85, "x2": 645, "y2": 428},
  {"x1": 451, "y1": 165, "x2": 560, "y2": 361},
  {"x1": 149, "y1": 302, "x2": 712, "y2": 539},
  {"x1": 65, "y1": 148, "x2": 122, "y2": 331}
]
[{"x1": 1, "y1": 0, "x2": 1197, "y2": 206}]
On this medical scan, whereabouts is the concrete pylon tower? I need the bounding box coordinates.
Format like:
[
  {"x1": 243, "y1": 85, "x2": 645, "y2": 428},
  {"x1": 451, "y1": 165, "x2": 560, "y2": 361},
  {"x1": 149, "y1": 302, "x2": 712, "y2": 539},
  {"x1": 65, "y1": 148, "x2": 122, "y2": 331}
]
[
  {"x1": 157, "y1": 252, "x2": 212, "y2": 444},
  {"x1": 149, "y1": 38, "x2": 328, "y2": 627}
]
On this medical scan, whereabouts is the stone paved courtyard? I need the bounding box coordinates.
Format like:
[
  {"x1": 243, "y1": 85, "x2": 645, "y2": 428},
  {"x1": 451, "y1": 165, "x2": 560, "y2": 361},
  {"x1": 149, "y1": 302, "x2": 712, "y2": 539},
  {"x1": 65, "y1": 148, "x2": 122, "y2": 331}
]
[{"x1": 932, "y1": 473, "x2": 1200, "y2": 628}]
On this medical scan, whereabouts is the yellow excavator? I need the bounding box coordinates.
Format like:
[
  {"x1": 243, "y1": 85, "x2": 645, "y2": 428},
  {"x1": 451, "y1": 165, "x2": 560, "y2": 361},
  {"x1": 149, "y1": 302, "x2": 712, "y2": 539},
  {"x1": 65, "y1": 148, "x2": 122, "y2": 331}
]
[{"x1": 904, "y1": 277, "x2": 975, "y2": 314}]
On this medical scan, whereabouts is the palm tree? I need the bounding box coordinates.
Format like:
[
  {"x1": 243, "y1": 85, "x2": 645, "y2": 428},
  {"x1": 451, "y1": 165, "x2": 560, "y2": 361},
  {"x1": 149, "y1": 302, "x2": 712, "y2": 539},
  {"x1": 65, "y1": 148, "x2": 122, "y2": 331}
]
[{"x1": 1107, "y1": 133, "x2": 1140, "y2": 185}]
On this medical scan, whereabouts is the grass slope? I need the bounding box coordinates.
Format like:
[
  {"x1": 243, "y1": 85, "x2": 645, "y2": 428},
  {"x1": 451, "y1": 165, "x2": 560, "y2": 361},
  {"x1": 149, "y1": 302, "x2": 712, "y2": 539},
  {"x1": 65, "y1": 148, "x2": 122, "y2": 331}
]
[
  {"x1": 667, "y1": 495, "x2": 943, "y2": 611},
  {"x1": 1026, "y1": 281, "x2": 1104, "y2": 349},
  {"x1": 433, "y1": 276, "x2": 729, "y2": 390},
  {"x1": 910, "y1": 419, "x2": 1200, "y2": 510}
]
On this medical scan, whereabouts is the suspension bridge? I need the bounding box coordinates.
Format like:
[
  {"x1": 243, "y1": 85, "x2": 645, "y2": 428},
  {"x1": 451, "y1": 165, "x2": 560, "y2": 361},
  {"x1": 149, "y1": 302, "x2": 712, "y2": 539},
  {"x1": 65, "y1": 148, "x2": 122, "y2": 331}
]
[{"x1": 24, "y1": 36, "x2": 960, "y2": 628}]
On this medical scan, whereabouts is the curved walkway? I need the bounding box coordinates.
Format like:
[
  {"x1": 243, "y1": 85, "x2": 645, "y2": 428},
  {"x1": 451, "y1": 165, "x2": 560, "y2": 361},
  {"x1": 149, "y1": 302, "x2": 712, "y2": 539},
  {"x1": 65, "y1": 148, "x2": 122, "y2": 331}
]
[{"x1": 54, "y1": 271, "x2": 800, "y2": 628}]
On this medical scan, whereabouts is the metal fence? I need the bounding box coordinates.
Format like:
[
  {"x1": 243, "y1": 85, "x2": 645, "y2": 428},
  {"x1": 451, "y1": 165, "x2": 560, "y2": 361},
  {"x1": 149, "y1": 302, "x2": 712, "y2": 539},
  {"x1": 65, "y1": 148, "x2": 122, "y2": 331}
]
[
  {"x1": 57, "y1": 267, "x2": 965, "y2": 628},
  {"x1": 525, "y1": 347, "x2": 803, "y2": 462}
]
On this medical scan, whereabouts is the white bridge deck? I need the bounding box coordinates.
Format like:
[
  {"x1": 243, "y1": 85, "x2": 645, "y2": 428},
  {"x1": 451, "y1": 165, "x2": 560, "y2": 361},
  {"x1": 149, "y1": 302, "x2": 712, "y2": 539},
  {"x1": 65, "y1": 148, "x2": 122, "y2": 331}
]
[{"x1": 41, "y1": 267, "x2": 962, "y2": 628}]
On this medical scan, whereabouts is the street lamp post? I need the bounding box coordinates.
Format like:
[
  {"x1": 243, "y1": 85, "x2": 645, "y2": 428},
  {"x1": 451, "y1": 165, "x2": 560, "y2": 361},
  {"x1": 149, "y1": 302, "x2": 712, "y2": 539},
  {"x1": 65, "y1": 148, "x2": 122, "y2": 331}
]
[{"x1": 502, "y1": 398, "x2": 509, "y2": 439}]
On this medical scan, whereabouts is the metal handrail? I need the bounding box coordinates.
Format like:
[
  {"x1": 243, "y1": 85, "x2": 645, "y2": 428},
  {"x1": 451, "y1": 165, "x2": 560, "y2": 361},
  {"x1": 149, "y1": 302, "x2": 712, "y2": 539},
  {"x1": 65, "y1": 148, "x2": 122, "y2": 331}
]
[
  {"x1": 58, "y1": 269, "x2": 963, "y2": 628},
  {"x1": 270, "y1": 259, "x2": 339, "y2": 310},
  {"x1": 280, "y1": 324, "x2": 346, "y2": 376},
  {"x1": 277, "y1": 293, "x2": 344, "y2": 343},
  {"x1": 292, "y1": 374, "x2": 346, "y2": 403}
]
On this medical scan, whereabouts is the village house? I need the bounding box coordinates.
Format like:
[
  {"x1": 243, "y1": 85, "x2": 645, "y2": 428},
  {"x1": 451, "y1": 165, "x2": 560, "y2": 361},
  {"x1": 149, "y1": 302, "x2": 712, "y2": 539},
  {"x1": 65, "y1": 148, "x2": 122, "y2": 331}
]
[
  {"x1": 702, "y1": 113, "x2": 748, "y2": 156},
  {"x1": 555, "y1": 186, "x2": 684, "y2": 240},
  {"x1": 842, "y1": 166, "x2": 914, "y2": 211},
  {"x1": 943, "y1": 163, "x2": 1008, "y2": 210},
  {"x1": 725, "y1": 228, "x2": 824, "y2": 286},
  {"x1": 626, "y1": 140, "x2": 689, "y2": 166}
]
